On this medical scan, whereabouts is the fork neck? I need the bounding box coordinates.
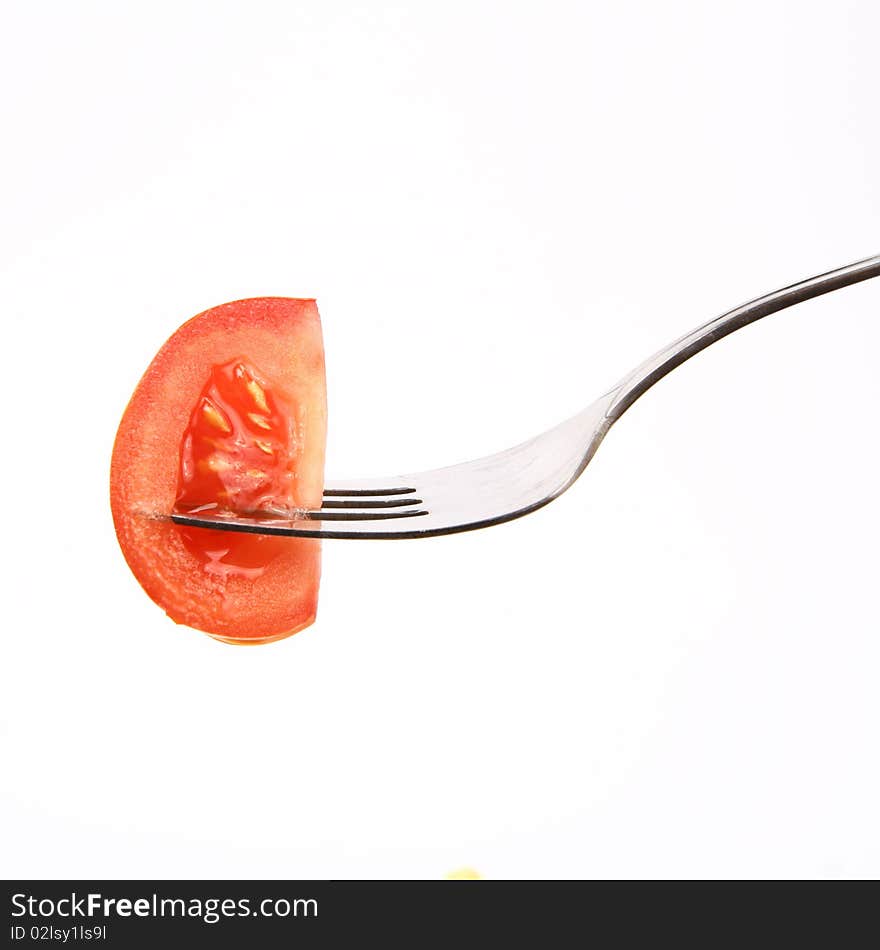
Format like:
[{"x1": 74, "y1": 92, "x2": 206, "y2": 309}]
[{"x1": 605, "y1": 253, "x2": 880, "y2": 424}]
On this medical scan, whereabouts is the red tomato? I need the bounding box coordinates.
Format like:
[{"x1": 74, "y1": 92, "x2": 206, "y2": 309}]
[{"x1": 110, "y1": 298, "x2": 327, "y2": 644}]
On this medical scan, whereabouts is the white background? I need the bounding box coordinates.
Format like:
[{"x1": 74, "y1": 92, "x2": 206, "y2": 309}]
[{"x1": 1, "y1": 0, "x2": 878, "y2": 879}]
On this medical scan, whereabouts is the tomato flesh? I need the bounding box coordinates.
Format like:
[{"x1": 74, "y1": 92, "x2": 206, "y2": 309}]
[{"x1": 175, "y1": 358, "x2": 294, "y2": 581}]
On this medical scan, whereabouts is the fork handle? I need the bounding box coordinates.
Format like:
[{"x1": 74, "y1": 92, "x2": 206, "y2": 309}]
[{"x1": 606, "y1": 253, "x2": 880, "y2": 423}]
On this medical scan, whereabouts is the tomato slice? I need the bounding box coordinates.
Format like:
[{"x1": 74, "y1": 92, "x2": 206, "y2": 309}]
[{"x1": 110, "y1": 298, "x2": 326, "y2": 644}]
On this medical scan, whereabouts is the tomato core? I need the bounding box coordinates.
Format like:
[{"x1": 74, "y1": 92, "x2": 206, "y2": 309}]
[{"x1": 174, "y1": 359, "x2": 295, "y2": 580}]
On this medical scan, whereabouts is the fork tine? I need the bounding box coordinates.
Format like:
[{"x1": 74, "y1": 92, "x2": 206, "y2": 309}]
[
  {"x1": 323, "y1": 478, "x2": 416, "y2": 496},
  {"x1": 320, "y1": 497, "x2": 423, "y2": 509},
  {"x1": 306, "y1": 509, "x2": 428, "y2": 522},
  {"x1": 323, "y1": 487, "x2": 416, "y2": 497},
  {"x1": 171, "y1": 501, "x2": 430, "y2": 536}
]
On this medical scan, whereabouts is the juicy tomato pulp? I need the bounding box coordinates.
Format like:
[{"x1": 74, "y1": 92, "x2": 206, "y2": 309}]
[{"x1": 175, "y1": 359, "x2": 295, "y2": 581}]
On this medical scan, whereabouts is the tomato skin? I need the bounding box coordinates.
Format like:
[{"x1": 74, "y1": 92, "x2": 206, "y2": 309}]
[{"x1": 110, "y1": 298, "x2": 326, "y2": 644}]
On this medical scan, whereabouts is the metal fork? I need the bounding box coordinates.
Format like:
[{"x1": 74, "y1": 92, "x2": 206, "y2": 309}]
[{"x1": 173, "y1": 253, "x2": 880, "y2": 539}]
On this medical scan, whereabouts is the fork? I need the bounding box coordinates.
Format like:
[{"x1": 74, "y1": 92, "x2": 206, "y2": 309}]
[{"x1": 172, "y1": 253, "x2": 880, "y2": 539}]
